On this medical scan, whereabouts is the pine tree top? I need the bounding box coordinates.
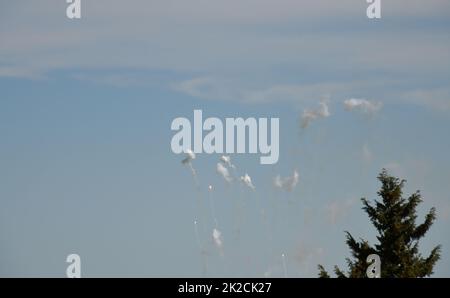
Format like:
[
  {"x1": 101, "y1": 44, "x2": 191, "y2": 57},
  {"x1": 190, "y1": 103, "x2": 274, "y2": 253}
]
[{"x1": 319, "y1": 169, "x2": 441, "y2": 278}]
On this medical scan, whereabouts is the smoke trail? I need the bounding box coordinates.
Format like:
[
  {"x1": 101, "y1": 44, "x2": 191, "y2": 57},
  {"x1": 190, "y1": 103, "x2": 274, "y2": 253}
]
[
  {"x1": 301, "y1": 101, "x2": 330, "y2": 128},
  {"x1": 194, "y1": 220, "x2": 209, "y2": 276},
  {"x1": 181, "y1": 149, "x2": 198, "y2": 185},
  {"x1": 240, "y1": 173, "x2": 255, "y2": 190},
  {"x1": 212, "y1": 228, "x2": 224, "y2": 256},
  {"x1": 194, "y1": 219, "x2": 202, "y2": 249},
  {"x1": 208, "y1": 185, "x2": 218, "y2": 228},
  {"x1": 273, "y1": 170, "x2": 299, "y2": 192},
  {"x1": 362, "y1": 143, "x2": 373, "y2": 163},
  {"x1": 281, "y1": 253, "x2": 288, "y2": 277},
  {"x1": 216, "y1": 162, "x2": 233, "y2": 183},
  {"x1": 220, "y1": 155, "x2": 235, "y2": 169},
  {"x1": 344, "y1": 98, "x2": 383, "y2": 114},
  {"x1": 181, "y1": 148, "x2": 195, "y2": 165}
]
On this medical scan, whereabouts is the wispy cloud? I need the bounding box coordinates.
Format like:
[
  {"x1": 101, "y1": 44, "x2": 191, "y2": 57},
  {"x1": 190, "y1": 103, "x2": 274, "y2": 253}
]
[
  {"x1": 400, "y1": 88, "x2": 450, "y2": 111},
  {"x1": 2, "y1": 1, "x2": 450, "y2": 119},
  {"x1": 0, "y1": 66, "x2": 43, "y2": 79},
  {"x1": 2, "y1": 1, "x2": 449, "y2": 107},
  {"x1": 241, "y1": 83, "x2": 347, "y2": 104},
  {"x1": 173, "y1": 79, "x2": 358, "y2": 104},
  {"x1": 172, "y1": 77, "x2": 232, "y2": 100}
]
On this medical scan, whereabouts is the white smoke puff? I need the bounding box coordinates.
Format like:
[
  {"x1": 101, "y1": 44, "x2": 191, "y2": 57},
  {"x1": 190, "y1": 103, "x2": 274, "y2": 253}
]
[
  {"x1": 181, "y1": 149, "x2": 197, "y2": 179},
  {"x1": 220, "y1": 155, "x2": 235, "y2": 169},
  {"x1": 317, "y1": 102, "x2": 330, "y2": 118},
  {"x1": 240, "y1": 173, "x2": 255, "y2": 190},
  {"x1": 212, "y1": 228, "x2": 222, "y2": 247},
  {"x1": 274, "y1": 176, "x2": 283, "y2": 188},
  {"x1": 301, "y1": 102, "x2": 330, "y2": 128},
  {"x1": 181, "y1": 148, "x2": 195, "y2": 164},
  {"x1": 344, "y1": 98, "x2": 383, "y2": 114},
  {"x1": 216, "y1": 162, "x2": 232, "y2": 183},
  {"x1": 274, "y1": 170, "x2": 299, "y2": 192},
  {"x1": 212, "y1": 228, "x2": 224, "y2": 255},
  {"x1": 301, "y1": 110, "x2": 318, "y2": 129}
]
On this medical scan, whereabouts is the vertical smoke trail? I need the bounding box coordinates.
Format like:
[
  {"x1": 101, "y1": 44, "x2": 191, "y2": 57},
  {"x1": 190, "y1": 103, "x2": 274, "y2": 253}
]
[
  {"x1": 181, "y1": 151, "x2": 205, "y2": 241},
  {"x1": 182, "y1": 149, "x2": 199, "y2": 188},
  {"x1": 256, "y1": 181, "x2": 274, "y2": 269},
  {"x1": 281, "y1": 253, "x2": 288, "y2": 277},
  {"x1": 216, "y1": 156, "x2": 243, "y2": 244},
  {"x1": 194, "y1": 219, "x2": 202, "y2": 249},
  {"x1": 208, "y1": 185, "x2": 218, "y2": 228},
  {"x1": 188, "y1": 163, "x2": 199, "y2": 187},
  {"x1": 266, "y1": 180, "x2": 276, "y2": 261},
  {"x1": 208, "y1": 185, "x2": 227, "y2": 274},
  {"x1": 181, "y1": 149, "x2": 209, "y2": 275},
  {"x1": 343, "y1": 98, "x2": 382, "y2": 186},
  {"x1": 217, "y1": 162, "x2": 233, "y2": 183},
  {"x1": 212, "y1": 228, "x2": 224, "y2": 257},
  {"x1": 238, "y1": 174, "x2": 259, "y2": 244},
  {"x1": 194, "y1": 220, "x2": 208, "y2": 276},
  {"x1": 234, "y1": 181, "x2": 246, "y2": 241},
  {"x1": 274, "y1": 170, "x2": 301, "y2": 232},
  {"x1": 193, "y1": 185, "x2": 208, "y2": 244}
]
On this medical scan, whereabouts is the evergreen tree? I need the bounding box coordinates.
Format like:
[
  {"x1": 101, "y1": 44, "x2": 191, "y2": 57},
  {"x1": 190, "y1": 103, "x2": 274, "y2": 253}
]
[{"x1": 319, "y1": 170, "x2": 441, "y2": 278}]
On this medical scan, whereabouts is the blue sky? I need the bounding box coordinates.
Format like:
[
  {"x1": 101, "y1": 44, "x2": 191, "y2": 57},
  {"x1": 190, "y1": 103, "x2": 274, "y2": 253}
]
[{"x1": 1, "y1": 0, "x2": 450, "y2": 277}]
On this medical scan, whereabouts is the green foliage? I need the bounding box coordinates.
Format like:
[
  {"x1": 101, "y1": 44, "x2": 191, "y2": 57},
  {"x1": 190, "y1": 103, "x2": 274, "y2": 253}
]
[
  {"x1": 319, "y1": 169, "x2": 441, "y2": 278},
  {"x1": 317, "y1": 265, "x2": 330, "y2": 278}
]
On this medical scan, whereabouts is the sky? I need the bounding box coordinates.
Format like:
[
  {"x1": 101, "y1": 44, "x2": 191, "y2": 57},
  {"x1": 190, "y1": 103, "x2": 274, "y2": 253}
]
[{"x1": 0, "y1": 0, "x2": 450, "y2": 277}]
